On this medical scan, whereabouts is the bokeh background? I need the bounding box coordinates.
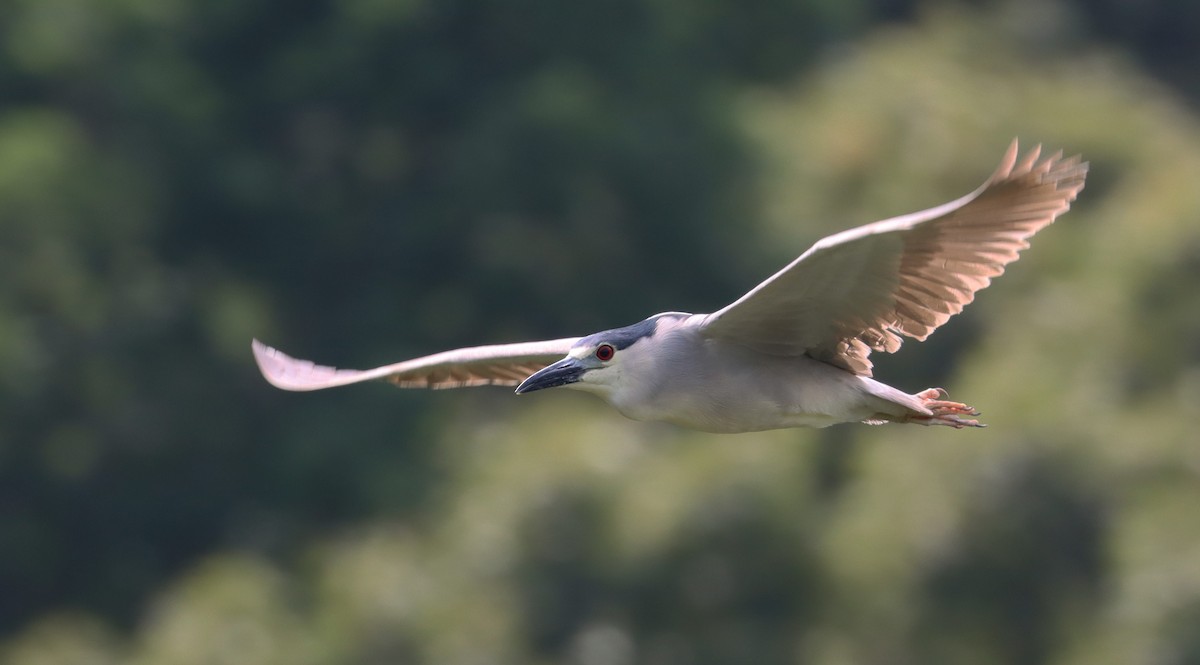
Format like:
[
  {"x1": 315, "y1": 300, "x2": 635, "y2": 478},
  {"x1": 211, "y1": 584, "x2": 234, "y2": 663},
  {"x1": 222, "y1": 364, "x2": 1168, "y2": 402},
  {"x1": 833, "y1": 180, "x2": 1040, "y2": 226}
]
[{"x1": 3, "y1": 0, "x2": 1200, "y2": 663}]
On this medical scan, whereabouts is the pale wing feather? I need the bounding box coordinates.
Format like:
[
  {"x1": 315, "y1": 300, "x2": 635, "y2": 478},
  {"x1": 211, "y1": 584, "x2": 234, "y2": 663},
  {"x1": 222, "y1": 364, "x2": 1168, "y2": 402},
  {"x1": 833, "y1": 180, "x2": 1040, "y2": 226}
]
[
  {"x1": 252, "y1": 337, "x2": 580, "y2": 391},
  {"x1": 700, "y1": 139, "x2": 1087, "y2": 375}
]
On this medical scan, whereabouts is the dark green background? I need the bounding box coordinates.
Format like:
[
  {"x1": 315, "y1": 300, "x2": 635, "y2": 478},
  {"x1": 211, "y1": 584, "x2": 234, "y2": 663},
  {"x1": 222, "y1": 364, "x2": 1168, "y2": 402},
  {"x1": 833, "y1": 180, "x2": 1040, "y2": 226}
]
[{"x1": 2, "y1": 0, "x2": 1199, "y2": 663}]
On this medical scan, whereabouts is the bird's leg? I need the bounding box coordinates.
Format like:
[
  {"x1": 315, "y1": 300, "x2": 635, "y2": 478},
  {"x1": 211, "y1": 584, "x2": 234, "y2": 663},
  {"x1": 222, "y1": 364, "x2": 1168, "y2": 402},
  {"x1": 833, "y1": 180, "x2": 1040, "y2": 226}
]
[{"x1": 908, "y1": 387, "x2": 985, "y2": 428}]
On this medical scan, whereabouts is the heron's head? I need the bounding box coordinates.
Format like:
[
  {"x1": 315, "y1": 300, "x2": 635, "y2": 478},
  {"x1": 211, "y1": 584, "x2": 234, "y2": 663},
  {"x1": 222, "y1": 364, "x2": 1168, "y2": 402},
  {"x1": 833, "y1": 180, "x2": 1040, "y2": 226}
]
[{"x1": 515, "y1": 312, "x2": 691, "y2": 398}]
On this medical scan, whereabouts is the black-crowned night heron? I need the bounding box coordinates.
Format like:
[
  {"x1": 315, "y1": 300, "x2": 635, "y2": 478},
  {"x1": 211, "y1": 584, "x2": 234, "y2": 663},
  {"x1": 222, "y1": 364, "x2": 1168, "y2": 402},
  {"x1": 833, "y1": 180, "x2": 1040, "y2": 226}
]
[{"x1": 253, "y1": 140, "x2": 1086, "y2": 432}]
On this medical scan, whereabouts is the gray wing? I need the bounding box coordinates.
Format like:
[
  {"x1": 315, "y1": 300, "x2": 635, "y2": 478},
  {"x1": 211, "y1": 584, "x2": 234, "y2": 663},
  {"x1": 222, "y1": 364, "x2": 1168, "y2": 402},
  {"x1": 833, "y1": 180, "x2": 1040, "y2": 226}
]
[
  {"x1": 699, "y1": 139, "x2": 1088, "y2": 376},
  {"x1": 252, "y1": 337, "x2": 580, "y2": 391}
]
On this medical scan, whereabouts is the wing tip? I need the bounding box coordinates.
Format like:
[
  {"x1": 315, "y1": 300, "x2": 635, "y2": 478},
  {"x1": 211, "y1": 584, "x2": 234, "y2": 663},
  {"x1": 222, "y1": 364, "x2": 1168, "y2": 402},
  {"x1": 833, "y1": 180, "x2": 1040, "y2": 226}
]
[
  {"x1": 252, "y1": 338, "x2": 297, "y2": 390},
  {"x1": 251, "y1": 338, "x2": 276, "y2": 377},
  {"x1": 989, "y1": 138, "x2": 1022, "y2": 182},
  {"x1": 251, "y1": 338, "x2": 337, "y2": 392},
  {"x1": 989, "y1": 139, "x2": 1088, "y2": 212}
]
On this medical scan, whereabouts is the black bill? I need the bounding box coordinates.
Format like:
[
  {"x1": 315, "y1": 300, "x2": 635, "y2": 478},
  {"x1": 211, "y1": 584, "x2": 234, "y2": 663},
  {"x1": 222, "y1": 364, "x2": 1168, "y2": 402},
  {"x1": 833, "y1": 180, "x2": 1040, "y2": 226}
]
[{"x1": 514, "y1": 357, "x2": 585, "y2": 394}]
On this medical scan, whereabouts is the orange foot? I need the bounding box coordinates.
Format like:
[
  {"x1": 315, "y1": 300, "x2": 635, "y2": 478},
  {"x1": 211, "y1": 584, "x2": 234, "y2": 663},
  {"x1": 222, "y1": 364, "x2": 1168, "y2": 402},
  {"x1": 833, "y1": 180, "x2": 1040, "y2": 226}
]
[{"x1": 908, "y1": 387, "x2": 985, "y2": 429}]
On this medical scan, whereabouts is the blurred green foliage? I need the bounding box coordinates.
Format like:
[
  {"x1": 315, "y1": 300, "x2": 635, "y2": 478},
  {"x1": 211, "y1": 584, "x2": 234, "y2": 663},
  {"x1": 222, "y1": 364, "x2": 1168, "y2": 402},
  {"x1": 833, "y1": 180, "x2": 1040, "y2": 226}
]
[{"x1": 2, "y1": 0, "x2": 1200, "y2": 663}]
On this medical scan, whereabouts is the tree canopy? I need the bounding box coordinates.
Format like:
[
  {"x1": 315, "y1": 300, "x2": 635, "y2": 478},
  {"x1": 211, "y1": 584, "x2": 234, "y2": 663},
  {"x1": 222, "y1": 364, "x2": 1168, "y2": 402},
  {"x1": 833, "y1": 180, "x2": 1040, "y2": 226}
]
[{"x1": 2, "y1": 1, "x2": 1199, "y2": 663}]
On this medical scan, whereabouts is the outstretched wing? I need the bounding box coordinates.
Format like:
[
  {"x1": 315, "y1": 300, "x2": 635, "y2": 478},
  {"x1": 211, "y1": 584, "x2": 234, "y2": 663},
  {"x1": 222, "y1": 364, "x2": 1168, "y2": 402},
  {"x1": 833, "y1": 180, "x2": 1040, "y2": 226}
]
[
  {"x1": 252, "y1": 337, "x2": 580, "y2": 391},
  {"x1": 700, "y1": 139, "x2": 1087, "y2": 375}
]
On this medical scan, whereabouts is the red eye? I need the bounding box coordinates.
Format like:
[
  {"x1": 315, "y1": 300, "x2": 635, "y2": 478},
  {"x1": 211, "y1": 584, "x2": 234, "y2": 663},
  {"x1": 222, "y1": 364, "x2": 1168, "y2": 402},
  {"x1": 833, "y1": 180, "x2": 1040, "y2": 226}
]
[{"x1": 595, "y1": 344, "x2": 615, "y2": 361}]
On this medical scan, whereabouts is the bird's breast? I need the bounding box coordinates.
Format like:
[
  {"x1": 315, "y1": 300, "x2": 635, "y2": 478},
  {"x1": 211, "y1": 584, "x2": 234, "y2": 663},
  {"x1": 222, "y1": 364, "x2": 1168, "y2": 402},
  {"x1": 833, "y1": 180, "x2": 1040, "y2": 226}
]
[{"x1": 607, "y1": 336, "x2": 876, "y2": 433}]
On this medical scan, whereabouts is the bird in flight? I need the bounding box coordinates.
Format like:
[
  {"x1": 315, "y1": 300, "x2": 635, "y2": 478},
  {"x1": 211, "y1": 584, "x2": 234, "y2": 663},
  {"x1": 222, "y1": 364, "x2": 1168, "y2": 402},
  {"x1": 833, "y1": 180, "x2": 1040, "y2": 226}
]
[{"x1": 254, "y1": 139, "x2": 1086, "y2": 433}]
